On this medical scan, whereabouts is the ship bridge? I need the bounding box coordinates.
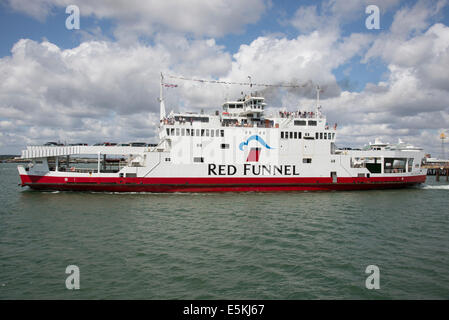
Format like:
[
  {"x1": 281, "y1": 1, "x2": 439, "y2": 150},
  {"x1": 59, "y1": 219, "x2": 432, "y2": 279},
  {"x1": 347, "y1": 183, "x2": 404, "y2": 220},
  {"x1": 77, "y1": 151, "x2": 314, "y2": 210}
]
[{"x1": 222, "y1": 94, "x2": 266, "y2": 117}]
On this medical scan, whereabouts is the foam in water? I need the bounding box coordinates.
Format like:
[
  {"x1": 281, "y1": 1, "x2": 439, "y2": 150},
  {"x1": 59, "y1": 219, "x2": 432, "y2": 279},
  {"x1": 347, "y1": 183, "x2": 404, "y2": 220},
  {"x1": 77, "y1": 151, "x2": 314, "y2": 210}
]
[{"x1": 418, "y1": 184, "x2": 449, "y2": 190}]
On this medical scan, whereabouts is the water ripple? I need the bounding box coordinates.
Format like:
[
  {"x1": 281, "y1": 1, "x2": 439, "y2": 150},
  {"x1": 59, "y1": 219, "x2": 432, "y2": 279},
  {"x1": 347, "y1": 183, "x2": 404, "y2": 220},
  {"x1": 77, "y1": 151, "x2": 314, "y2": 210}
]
[{"x1": 1, "y1": 164, "x2": 448, "y2": 299}]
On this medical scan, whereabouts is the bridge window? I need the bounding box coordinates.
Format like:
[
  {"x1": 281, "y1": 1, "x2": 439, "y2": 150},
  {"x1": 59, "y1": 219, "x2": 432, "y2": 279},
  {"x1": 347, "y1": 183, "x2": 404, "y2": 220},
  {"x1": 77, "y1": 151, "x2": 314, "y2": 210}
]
[
  {"x1": 303, "y1": 158, "x2": 312, "y2": 163},
  {"x1": 294, "y1": 120, "x2": 307, "y2": 126},
  {"x1": 308, "y1": 120, "x2": 317, "y2": 126},
  {"x1": 221, "y1": 144, "x2": 230, "y2": 149}
]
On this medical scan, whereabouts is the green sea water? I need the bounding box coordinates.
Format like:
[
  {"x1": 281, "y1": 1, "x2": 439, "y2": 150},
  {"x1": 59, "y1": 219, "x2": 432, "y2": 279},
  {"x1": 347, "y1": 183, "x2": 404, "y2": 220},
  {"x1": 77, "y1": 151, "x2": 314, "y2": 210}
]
[{"x1": 1, "y1": 162, "x2": 448, "y2": 299}]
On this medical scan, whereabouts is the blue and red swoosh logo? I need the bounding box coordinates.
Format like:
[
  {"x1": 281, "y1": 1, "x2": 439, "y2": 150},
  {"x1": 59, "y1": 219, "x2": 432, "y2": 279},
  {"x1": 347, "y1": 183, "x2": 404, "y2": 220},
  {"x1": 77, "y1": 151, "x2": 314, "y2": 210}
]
[{"x1": 239, "y1": 135, "x2": 273, "y2": 151}]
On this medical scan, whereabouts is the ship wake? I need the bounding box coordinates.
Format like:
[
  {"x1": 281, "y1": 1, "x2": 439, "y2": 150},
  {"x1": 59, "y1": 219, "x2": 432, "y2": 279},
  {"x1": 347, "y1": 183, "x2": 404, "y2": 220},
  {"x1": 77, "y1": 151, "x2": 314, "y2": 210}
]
[{"x1": 418, "y1": 184, "x2": 449, "y2": 190}]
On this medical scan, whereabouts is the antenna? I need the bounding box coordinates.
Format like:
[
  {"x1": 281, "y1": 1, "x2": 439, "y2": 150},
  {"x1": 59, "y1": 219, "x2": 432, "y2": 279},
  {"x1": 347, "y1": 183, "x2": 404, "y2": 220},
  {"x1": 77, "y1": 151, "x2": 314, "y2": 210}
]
[
  {"x1": 159, "y1": 72, "x2": 166, "y2": 122},
  {"x1": 316, "y1": 84, "x2": 322, "y2": 115}
]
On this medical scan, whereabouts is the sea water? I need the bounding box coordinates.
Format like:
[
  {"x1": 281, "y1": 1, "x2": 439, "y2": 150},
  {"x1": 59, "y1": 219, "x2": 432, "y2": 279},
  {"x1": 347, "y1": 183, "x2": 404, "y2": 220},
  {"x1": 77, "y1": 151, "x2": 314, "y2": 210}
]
[{"x1": 1, "y1": 163, "x2": 448, "y2": 299}]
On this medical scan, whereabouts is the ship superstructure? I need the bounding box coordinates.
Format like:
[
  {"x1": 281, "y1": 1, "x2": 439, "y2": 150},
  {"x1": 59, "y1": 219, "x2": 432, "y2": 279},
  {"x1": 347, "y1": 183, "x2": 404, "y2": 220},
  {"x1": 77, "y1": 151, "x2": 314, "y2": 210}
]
[{"x1": 17, "y1": 76, "x2": 427, "y2": 192}]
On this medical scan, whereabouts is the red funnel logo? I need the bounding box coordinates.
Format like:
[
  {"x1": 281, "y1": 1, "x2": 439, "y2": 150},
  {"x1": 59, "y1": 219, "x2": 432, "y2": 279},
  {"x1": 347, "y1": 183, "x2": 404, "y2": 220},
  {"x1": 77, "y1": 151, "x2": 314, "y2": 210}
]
[{"x1": 246, "y1": 147, "x2": 261, "y2": 162}]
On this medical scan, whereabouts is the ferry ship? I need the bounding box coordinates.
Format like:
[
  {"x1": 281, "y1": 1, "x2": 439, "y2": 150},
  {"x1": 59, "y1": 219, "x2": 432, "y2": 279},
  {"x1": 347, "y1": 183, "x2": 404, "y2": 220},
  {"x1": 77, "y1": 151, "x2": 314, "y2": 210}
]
[{"x1": 17, "y1": 76, "x2": 427, "y2": 192}]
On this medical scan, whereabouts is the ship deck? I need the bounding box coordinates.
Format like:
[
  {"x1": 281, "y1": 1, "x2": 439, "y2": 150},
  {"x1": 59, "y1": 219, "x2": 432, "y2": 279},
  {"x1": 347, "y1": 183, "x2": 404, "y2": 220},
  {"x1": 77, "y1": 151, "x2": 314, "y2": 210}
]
[{"x1": 21, "y1": 145, "x2": 149, "y2": 159}]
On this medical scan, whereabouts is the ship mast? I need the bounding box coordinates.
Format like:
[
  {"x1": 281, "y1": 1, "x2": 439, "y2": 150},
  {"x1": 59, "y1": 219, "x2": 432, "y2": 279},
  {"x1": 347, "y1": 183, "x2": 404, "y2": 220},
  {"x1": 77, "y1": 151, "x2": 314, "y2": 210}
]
[
  {"x1": 316, "y1": 84, "x2": 322, "y2": 116},
  {"x1": 159, "y1": 72, "x2": 166, "y2": 121}
]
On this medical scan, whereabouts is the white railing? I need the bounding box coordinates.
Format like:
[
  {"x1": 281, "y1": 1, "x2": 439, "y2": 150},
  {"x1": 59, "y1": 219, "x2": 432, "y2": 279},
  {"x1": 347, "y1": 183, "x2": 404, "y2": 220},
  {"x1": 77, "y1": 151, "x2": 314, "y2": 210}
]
[{"x1": 21, "y1": 145, "x2": 148, "y2": 159}]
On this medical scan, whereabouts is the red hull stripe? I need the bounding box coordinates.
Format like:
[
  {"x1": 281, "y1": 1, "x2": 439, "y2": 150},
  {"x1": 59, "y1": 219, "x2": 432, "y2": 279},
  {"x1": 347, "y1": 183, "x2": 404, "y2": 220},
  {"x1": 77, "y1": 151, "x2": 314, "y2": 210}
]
[{"x1": 20, "y1": 175, "x2": 427, "y2": 192}]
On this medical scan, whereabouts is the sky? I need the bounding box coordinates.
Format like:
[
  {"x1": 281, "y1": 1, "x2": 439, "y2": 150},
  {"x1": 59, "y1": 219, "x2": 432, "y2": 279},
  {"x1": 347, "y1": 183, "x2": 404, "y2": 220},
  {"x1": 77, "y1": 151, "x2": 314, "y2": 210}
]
[{"x1": 0, "y1": 0, "x2": 448, "y2": 157}]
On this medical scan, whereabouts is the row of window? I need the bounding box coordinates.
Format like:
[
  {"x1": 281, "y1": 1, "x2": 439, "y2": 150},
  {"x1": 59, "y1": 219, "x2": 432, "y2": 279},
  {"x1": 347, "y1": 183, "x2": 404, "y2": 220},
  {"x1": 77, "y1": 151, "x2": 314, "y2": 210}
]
[
  {"x1": 167, "y1": 127, "x2": 334, "y2": 141},
  {"x1": 166, "y1": 128, "x2": 225, "y2": 137},
  {"x1": 280, "y1": 131, "x2": 335, "y2": 140},
  {"x1": 281, "y1": 131, "x2": 302, "y2": 139},
  {"x1": 174, "y1": 116, "x2": 209, "y2": 123},
  {"x1": 316, "y1": 132, "x2": 335, "y2": 140},
  {"x1": 225, "y1": 102, "x2": 265, "y2": 110},
  {"x1": 294, "y1": 120, "x2": 317, "y2": 126}
]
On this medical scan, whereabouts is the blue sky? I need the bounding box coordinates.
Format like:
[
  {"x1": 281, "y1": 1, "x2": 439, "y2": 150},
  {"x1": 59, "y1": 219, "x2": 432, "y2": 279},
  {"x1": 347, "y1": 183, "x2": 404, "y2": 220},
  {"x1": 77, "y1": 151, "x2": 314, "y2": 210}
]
[{"x1": 0, "y1": 0, "x2": 449, "y2": 155}]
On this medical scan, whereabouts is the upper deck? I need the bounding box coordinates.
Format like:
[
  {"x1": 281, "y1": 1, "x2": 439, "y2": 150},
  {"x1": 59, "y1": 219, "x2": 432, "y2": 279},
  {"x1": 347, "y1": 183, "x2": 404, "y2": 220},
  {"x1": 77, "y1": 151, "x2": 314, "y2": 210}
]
[{"x1": 160, "y1": 92, "x2": 334, "y2": 130}]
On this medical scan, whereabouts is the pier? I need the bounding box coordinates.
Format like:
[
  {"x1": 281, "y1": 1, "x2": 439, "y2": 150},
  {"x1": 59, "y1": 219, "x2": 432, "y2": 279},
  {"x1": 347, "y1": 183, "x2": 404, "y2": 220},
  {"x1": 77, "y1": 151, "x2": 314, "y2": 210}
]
[{"x1": 422, "y1": 164, "x2": 449, "y2": 181}]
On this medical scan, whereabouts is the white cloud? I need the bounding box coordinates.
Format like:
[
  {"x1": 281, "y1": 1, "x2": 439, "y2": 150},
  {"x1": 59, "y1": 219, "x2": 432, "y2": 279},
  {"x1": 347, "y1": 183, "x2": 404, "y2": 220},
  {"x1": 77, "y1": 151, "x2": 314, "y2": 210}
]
[
  {"x1": 324, "y1": 23, "x2": 449, "y2": 155},
  {"x1": 226, "y1": 31, "x2": 371, "y2": 99},
  {"x1": 0, "y1": 37, "x2": 232, "y2": 151},
  {"x1": 289, "y1": 5, "x2": 324, "y2": 34},
  {"x1": 389, "y1": 0, "x2": 447, "y2": 36},
  {"x1": 288, "y1": 0, "x2": 449, "y2": 156},
  {"x1": 5, "y1": 0, "x2": 268, "y2": 40},
  {"x1": 364, "y1": 0, "x2": 448, "y2": 63},
  {"x1": 289, "y1": 0, "x2": 402, "y2": 34},
  {"x1": 0, "y1": 26, "x2": 373, "y2": 153}
]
